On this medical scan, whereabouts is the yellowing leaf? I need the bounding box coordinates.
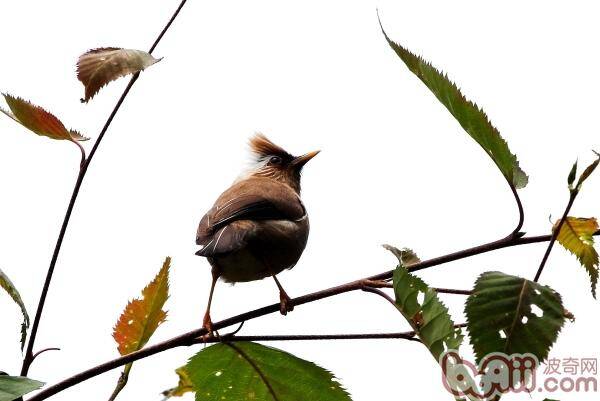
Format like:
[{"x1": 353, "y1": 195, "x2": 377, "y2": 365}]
[
  {"x1": 554, "y1": 217, "x2": 599, "y2": 298},
  {"x1": 113, "y1": 257, "x2": 170, "y2": 355},
  {"x1": 161, "y1": 367, "x2": 193, "y2": 399},
  {"x1": 1, "y1": 94, "x2": 88, "y2": 141},
  {"x1": 77, "y1": 48, "x2": 162, "y2": 102}
]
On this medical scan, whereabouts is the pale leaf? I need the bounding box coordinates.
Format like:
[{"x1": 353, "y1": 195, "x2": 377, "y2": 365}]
[{"x1": 77, "y1": 48, "x2": 162, "y2": 102}]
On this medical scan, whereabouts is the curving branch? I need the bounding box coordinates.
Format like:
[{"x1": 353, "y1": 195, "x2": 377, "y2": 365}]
[
  {"x1": 25, "y1": 229, "x2": 590, "y2": 401},
  {"x1": 20, "y1": 0, "x2": 189, "y2": 376}
]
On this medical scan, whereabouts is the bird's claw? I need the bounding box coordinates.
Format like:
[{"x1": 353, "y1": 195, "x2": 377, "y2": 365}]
[
  {"x1": 202, "y1": 314, "x2": 218, "y2": 342},
  {"x1": 279, "y1": 292, "x2": 294, "y2": 315}
]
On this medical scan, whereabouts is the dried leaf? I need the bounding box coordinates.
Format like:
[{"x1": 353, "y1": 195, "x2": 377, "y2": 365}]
[
  {"x1": 1, "y1": 94, "x2": 88, "y2": 141},
  {"x1": 113, "y1": 257, "x2": 170, "y2": 355},
  {"x1": 0, "y1": 267, "x2": 30, "y2": 350},
  {"x1": 77, "y1": 48, "x2": 162, "y2": 102},
  {"x1": 382, "y1": 244, "x2": 420, "y2": 266},
  {"x1": 554, "y1": 217, "x2": 599, "y2": 297}
]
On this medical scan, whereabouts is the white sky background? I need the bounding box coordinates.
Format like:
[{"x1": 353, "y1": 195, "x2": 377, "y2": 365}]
[{"x1": 1, "y1": 1, "x2": 600, "y2": 400}]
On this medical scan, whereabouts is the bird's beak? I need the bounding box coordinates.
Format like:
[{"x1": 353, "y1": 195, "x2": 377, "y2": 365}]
[{"x1": 291, "y1": 150, "x2": 320, "y2": 169}]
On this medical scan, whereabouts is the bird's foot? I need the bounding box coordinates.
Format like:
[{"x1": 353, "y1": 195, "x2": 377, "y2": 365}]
[
  {"x1": 279, "y1": 291, "x2": 294, "y2": 315},
  {"x1": 201, "y1": 313, "x2": 218, "y2": 342}
]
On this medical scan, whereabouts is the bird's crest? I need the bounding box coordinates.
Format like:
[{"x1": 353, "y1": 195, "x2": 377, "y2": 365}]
[{"x1": 249, "y1": 133, "x2": 293, "y2": 161}]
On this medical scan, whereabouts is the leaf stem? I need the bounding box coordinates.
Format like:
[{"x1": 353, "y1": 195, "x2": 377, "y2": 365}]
[
  {"x1": 20, "y1": 0, "x2": 189, "y2": 376},
  {"x1": 533, "y1": 191, "x2": 578, "y2": 282},
  {"x1": 507, "y1": 183, "x2": 525, "y2": 238},
  {"x1": 25, "y1": 230, "x2": 590, "y2": 401}
]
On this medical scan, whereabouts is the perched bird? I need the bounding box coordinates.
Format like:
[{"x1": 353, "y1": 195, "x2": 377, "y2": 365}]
[{"x1": 196, "y1": 134, "x2": 319, "y2": 334}]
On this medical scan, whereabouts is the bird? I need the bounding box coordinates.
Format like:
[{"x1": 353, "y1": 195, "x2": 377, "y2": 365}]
[{"x1": 195, "y1": 133, "x2": 319, "y2": 334}]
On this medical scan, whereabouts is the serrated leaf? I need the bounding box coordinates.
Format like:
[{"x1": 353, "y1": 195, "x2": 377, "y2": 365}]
[
  {"x1": 161, "y1": 367, "x2": 193, "y2": 399},
  {"x1": 382, "y1": 244, "x2": 421, "y2": 266},
  {"x1": 113, "y1": 257, "x2": 170, "y2": 355},
  {"x1": 109, "y1": 257, "x2": 170, "y2": 401},
  {"x1": 380, "y1": 23, "x2": 527, "y2": 189},
  {"x1": 0, "y1": 267, "x2": 30, "y2": 350},
  {"x1": 466, "y1": 271, "x2": 565, "y2": 365},
  {"x1": 554, "y1": 217, "x2": 599, "y2": 298},
  {"x1": 392, "y1": 265, "x2": 463, "y2": 360},
  {"x1": 0, "y1": 375, "x2": 44, "y2": 401},
  {"x1": 77, "y1": 48, "x2": 162, "y2": 102},
  {"x1": 1, "y1": 94, "x2": 88, "y2": 141},
  {"x1": 186, "y1": 342, "x2": 352, "y2": 401}
]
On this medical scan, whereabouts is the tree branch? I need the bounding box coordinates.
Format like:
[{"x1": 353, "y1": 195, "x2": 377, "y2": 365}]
[
  {"x1": 20, "y1": 0, "x2": 189, "y2": 376},
  {"x1": 197, "y1": 331, "x2": 422, "y2": 344},
  {"x1": 533, "y1": 191, "x2": 577, "y2": 282},
  {"x1": 26, "y1": 230, "x2": 588, "y2": 401}
]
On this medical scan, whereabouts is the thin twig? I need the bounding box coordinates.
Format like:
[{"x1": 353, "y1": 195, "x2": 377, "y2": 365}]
[
  {"x1": 358, "y1": 281, "x2": 471, "y2": 295},
  {"x1": 20, "y1": 0, "x2": 189, "y2": 376},
  {"x1": 26, "y1": 230, "x2": 593, "y2": 401},
  {"x1": 196, "y1": 331, "x2": 421, "y2": 344},
  {"x1": 31, "y1": 347, "x2": 60, "y2": 362},
  {"x1": 434, "y1": 288, "x2": 472, "y2": 295},
  {"x1": 533, "y1": 191, "x2": 577, "y2": 282}
]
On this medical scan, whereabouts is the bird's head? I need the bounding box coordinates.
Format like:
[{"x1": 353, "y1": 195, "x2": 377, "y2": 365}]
[{"x1": 244, "y1": 133, "x2": 319, "y2": 193}]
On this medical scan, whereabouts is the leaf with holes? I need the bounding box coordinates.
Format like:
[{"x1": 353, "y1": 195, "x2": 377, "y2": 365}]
[
  {"x1": 380, "y1": 23, "x2": 527, "y2": 189},
  {"x1": 554, "y1": 217, "x2": 599, "y2": 298},
  {"x1": 185, "y1": 342, "x2": 352, "y2": 401},
  {"x1": 0, "y1": 267, "x2": 30, "y2": 350},
  {"x1": 109, "y1": 257, "x2": 170, "y2": 401},
  {"x1": 0, "y1": 375, "x2": 44, "y2": 401},
  {"x1": 1, "y1": 94, "x2": 88, "y2": 141},
  {"x1": 466, "y1": 271, "x2": 565, "y2": 365},
  {"x1": 77, "y1": 48, "x2": 162, "y2": 102},
  {"x1": 161, "y1": 366, "x2": 193, "y2": 399},
  {"x1": 393, "y1": 265, "x2": 463, "y2": 360}
]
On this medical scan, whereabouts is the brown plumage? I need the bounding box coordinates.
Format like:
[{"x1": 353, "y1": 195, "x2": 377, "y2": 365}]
[{"x1": 196, "y1": 134, "x2": 319, "y2": 334}]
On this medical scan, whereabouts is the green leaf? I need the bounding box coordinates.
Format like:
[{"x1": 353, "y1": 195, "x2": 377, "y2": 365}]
[
  {"x1": 392, "y1": 265, "x2": 463, "y2": 360},
  {"x1": 554, "y1": 217, "x2": 599, "y2": 298},
  {"x1": 0, "y1": 267, "x2": 30, "y2": 350},
  {"x1": 380, "y1": 22, "x2": 528, "y2": 189},
  {"x1": 185, "y1": 342, "x2": 352, "y2": 401},
  {"x1": 466, "y1": 271, "x2": 565, "y2": 365},
  {"x1": 0, "y1": 375, "x2": 44, "y2": 401}
]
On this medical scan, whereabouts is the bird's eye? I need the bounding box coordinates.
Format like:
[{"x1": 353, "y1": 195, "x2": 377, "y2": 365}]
[{"x1": 269, "y1": 156, "x2": 282, "y2": 165}]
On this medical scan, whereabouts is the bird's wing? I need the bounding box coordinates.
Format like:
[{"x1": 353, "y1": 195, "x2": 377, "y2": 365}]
[
  {"x1": 196, "y1": 178, "x2": 305, "y2": 253},
  {"x1": 195, "y1": 220, "x2": 254, "y2": 257}
]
